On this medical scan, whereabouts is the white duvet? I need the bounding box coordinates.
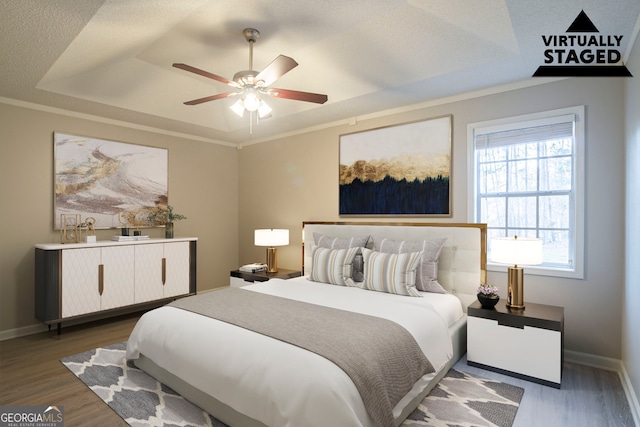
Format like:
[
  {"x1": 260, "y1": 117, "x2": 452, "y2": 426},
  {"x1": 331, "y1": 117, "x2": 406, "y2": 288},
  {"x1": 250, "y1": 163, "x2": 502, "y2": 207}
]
[{"x1": 126, "y1": 277, "x2": 463, "y2": 427}]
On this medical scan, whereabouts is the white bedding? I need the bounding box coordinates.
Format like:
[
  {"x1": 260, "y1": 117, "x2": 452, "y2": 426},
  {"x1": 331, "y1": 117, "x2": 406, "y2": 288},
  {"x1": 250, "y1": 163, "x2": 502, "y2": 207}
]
[{"x1": 126, "y1": 277, "x2": 464, "y2": 427}]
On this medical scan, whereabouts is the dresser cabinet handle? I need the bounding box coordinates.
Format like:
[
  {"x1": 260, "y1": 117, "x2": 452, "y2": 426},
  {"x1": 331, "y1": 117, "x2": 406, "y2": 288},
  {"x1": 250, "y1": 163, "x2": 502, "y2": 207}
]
[
  {"x1": 162, "y1": 258, "x2": 167, "y2": 286},
  {"x1": 98, "y1": 264, "x2": 104, "y2": 295}
]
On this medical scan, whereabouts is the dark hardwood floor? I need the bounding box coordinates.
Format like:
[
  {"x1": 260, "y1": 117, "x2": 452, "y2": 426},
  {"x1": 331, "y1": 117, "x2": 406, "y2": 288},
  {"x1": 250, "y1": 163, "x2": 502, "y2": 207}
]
[
  {"x1": 0, "y1": 314, "x2": 140, "y2": 426},
  {"x1": 1, "y1": 314, "x2": 636, "y2": 427}
]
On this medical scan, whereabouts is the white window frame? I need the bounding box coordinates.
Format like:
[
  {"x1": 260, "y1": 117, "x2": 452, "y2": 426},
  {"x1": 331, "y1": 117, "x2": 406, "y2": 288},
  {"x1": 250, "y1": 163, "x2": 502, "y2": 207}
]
[{"x1": 467, "y1": 105, "x2": 585, "y2": 279}]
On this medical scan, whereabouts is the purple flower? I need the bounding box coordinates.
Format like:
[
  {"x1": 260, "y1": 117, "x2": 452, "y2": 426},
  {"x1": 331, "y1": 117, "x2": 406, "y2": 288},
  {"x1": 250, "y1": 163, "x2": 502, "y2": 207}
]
[{"x1": 477, "y1": 284, "x2": 499, "y2": 297}]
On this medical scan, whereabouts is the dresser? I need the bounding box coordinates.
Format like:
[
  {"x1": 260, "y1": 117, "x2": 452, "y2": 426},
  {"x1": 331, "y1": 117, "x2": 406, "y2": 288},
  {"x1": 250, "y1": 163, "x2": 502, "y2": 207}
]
[
  {"x1": 467, "y1": 300, "x2": 564, "y2": 388},
  {"x1": 35, "y1": 237, "x2": 197, "y2": 333}
]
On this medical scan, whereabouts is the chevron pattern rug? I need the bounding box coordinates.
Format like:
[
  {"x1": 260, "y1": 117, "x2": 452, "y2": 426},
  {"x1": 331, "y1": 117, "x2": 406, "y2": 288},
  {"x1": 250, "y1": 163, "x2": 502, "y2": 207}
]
[{"x1": 61, "y1": 342, "x2": 523, "y2": 427}]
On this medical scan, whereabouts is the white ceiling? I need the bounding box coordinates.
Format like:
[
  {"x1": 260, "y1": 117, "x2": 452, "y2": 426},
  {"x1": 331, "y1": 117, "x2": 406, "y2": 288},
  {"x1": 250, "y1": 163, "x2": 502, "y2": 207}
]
[{"x1": 2, "y1": 0, "x2": 639, "y2": 146}]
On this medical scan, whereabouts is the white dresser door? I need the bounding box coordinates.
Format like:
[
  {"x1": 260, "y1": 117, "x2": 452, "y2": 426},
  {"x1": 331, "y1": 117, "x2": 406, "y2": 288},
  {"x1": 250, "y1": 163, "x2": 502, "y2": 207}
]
[
  {"x1": 61, "y1": 247, "x2": 101, "y2": 318},
  {"x1": 101, "y1": 246, "x2": 135, "y2": 311},
  {"x1": 163, "y1": 242, "x2": 190, "y2": 298},
  {"x1": 134, "y1": 244, "x2": 165, "y2": 303}
]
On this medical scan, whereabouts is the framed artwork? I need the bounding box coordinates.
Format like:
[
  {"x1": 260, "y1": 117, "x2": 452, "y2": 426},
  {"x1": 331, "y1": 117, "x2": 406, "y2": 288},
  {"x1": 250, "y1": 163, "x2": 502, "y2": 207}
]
[
  {"x1": 339, "y1": 115, "x2": 452, "y2": 216},
  {"x1": 54, "y1": 132, "x2": 168, "y2": 229}
]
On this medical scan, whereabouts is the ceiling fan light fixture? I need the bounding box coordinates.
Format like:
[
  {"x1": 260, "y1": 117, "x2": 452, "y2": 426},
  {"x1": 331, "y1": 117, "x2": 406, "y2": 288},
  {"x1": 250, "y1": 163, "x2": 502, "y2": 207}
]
[
  {"x1": 175, "y1": 27, "x2": 327, "y2": 135},
  {"x1": 230, "y1": 99, "x2": 245, "y2": 117}
]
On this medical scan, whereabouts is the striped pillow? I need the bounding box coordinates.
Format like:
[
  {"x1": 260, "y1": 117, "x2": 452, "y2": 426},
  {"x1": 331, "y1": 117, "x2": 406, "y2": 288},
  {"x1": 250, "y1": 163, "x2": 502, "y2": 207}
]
[
  {"x1": 372, "y1": 236, "x2": 447, "y2": 293},
  {"x1": 355, "y1": 248, "x2": 423, "y2": 297},
  {"x1": 308, "y1": 246, "x2": 359, "y2": 286},
  {"x1": 313, "y1": 233, "x2": 370, "y2": 282}
]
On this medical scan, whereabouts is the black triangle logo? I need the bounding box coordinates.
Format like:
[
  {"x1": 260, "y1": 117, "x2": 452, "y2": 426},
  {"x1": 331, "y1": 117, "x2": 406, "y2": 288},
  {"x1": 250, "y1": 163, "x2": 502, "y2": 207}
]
[{"x1": 566, "y1": 10, "x2": 599, "y2": 32}]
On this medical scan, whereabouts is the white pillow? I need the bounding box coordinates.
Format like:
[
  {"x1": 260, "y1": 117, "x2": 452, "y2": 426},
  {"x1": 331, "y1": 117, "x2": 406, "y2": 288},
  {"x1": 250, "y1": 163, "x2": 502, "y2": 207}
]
[
  {"x1": 308, "y1": 246, "x2": 359, "y2": 286},
  {"x1": 352, "y1": 248, "x2": 423, "y2": 297}
]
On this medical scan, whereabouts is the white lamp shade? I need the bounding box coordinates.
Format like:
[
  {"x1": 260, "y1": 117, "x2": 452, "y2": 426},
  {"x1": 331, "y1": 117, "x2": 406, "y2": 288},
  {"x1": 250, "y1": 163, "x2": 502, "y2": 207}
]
[
  {"x1": 257, "y1": 100, "x2": 272, "y2": 118},
  {"x1": 491, "y1": 236, "x2": 543, "y2": 266},
  {"x1": 230, "y1": 99, "x2": 245, "y2": 117},
  {"x1": 254, "y1": 229, "x2": 289, "y2": 247}
]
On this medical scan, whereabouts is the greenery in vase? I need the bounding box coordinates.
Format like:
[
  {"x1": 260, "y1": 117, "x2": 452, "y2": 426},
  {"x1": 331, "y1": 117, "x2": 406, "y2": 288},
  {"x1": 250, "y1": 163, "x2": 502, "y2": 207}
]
[
  {"x1": 477, "y1": 283, "x2": 499, "y2": 298},
  {"x1": 147, "y1": 205, "x2": 187, "y2": 225}
]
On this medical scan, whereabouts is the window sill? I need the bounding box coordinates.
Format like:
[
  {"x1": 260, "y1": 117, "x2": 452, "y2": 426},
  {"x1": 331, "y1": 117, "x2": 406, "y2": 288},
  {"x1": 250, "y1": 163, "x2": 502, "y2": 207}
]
[{"x1": 487, "y1": 263, "x2": 584, "y2": 280}]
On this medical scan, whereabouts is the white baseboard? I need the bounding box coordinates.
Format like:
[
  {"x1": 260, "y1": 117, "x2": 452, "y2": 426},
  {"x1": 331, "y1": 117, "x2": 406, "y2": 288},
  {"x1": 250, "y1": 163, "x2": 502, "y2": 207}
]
[
  {"x1": 565, "y1": 350, "x2": 640, "y2": 426},
  {"x1": 621, "y1": 363, "x2": 640, "y2": 427},
  {"x1": 0, "y1": 323, "x2": 48, "y2": 341},
  {"x1": 564, "y1": 349, "x2": 622, "y2": 371}
]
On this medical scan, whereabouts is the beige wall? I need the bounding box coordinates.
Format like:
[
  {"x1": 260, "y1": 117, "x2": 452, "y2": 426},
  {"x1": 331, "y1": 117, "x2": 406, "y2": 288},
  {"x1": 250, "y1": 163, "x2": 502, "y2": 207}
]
[
  {"x1": 624, "y1": 33, "x2": 640, "y2": 413},
  {"x1": 0, "y1": 102, "x2": 239, "y2": 336},
  {"x1": 239, "y1": 77, "x2": 627, "y2": 360}
]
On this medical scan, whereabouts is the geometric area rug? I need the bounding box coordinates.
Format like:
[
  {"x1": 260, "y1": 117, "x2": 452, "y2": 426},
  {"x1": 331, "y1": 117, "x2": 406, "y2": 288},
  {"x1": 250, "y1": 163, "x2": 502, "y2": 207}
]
[
  {"x1": 61, "y1": 342, "x2": 524, "y2": 427},
  {"x1": 402, "y1": 368, "x2": 524, "y2": 427}
]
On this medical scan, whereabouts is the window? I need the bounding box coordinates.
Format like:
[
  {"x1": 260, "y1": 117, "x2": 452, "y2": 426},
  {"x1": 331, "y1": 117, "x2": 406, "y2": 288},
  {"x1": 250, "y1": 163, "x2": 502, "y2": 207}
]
[{"x1": 468, "y1": 106, "x2": 585, "y2": 278}]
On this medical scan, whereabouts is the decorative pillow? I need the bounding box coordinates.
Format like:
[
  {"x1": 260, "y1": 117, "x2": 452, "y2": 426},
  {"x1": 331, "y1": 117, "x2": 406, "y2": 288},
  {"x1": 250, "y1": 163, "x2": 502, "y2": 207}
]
[
  {"x1": 352, "y1": 248, "x2": 423, "y2": 297},
  {"x1": 372, "y1": 236, "x2": 448, "y2": 293},
  {"x1": 308, "y1": 246, "x2": 359, "y2": 286},
  {"x1": 313, "y1": 233, "x2": 369, "y2": 282}
]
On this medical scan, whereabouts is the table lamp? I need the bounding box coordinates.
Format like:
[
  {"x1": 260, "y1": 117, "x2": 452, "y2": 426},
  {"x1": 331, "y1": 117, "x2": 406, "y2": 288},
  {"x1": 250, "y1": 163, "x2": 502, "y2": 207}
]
[
  {"x1": 254, "y1": 229, "x2": 289, "y2": 273},
  {"x1": 491, "y1": 236, "x2": 543, "y2": 310}
]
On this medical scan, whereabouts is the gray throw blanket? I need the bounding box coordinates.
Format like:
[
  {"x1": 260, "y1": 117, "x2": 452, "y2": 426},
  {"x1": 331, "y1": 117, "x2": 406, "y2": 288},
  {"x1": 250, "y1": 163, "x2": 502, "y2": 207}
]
[{"x1": 169, "y1": 287, "x2": 434, "y2": 427}]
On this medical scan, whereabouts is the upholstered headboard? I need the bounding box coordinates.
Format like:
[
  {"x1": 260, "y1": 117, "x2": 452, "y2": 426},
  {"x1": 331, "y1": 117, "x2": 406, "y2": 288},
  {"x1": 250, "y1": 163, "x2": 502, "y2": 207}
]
[{"x1": 302, "y1": 221, "x2": 487, "y2": 308}]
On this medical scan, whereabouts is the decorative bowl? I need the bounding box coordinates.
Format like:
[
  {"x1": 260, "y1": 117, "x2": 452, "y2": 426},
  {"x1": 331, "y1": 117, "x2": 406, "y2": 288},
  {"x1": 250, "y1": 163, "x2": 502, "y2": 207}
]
[{"x1": 477, "y1": 294, "x2": 499, "y2": 309}]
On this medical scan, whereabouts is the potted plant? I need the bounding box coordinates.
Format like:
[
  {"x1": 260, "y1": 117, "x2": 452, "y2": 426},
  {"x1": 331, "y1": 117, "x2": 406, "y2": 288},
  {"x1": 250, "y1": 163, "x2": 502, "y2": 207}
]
[
  {"x1": 147, "y1": 205, "x2": 186, "y2": 238},
  {"x1": 477, "y1": 283, "x2": 500, "y2": 309}
]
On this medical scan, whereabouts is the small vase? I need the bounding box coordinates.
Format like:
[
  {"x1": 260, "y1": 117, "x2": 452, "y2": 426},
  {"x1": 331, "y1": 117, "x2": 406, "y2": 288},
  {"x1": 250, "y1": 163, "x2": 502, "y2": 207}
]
[
  {"x1": 478, "y1": 294, "x2": 499, "y2": 309},
  {"x1": 165, "y1": 222, "x2": 174, "y2": 239}
]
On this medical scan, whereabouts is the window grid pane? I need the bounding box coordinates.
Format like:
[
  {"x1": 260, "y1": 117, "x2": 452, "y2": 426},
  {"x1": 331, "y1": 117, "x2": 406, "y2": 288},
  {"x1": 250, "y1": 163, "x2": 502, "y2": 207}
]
[{"x1": 476, "y1": 131, "x2": 574, "y2": 269}]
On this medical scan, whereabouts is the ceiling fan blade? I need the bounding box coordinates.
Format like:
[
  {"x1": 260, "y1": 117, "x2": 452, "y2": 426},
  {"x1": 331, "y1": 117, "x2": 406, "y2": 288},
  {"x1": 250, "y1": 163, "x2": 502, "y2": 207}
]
[
  {"x1": 173, "y1": 63, "x2": 241, "y2": 88},
  {"x1": 267, "y1": 88, "x2": 328, "y2": 104},
  {"x1": 255, "y1": 55, "x2": 298, "y2": 87},
  {"x1": 183, "y1": 92, "x2": 239, "y2": 106}
]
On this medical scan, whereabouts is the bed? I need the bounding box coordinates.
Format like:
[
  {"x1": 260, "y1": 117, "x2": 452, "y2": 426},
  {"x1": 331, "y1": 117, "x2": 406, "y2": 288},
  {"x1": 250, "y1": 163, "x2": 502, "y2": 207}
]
[{"x1": 126, "y1": 221, "x2": 487, "y2": 427}]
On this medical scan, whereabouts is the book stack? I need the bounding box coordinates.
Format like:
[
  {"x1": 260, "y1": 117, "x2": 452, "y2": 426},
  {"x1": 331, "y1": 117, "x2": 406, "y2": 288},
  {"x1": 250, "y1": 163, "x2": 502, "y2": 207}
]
[
  {"x1": 239, "y1": 263, "x2": 267, "y2": 273},
  {"x1": 112, "y1": 235, "x2": 150, "y2": 242}
]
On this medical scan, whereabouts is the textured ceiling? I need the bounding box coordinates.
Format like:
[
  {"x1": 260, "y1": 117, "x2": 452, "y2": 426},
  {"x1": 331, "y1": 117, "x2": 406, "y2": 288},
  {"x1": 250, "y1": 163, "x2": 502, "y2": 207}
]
[{"x1": 1, "y1": 0, "x2": 639, "y2": 145}]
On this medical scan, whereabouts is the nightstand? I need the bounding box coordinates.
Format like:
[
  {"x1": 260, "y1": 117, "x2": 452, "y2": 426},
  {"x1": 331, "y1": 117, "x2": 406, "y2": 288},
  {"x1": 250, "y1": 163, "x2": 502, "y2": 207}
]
[
  {"x1": 467, "y1": 300, "x2": 564, "y2": 388},
  {"x1": 229, "y1": 269, "x2": 302, "y2": 288}
]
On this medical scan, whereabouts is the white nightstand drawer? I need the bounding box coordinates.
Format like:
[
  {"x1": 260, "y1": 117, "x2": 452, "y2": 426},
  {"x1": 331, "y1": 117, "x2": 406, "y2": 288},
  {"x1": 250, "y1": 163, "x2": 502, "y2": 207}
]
[
  {"x1": 468, "y1": 316, "x2": 562, "y2": 384},
  {"x1": 230, "y1": 276, "x2": 254, "y2": 288}
]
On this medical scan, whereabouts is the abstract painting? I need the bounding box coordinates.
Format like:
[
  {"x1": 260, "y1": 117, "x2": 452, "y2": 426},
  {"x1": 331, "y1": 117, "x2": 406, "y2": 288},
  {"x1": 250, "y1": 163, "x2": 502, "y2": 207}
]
[
  {"x1": 54, "y1": 132, "x2": 168, "y2": 229},
  {"x1": 339, "y1": 115, "x2": 451, "y2": 216}
]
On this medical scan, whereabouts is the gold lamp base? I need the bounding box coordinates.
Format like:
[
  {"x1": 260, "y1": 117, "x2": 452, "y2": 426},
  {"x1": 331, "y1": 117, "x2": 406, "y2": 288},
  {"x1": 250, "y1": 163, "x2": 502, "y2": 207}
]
[
  {"x1": 506, "y1": 266, "x2": 525, "y2": 310},
  {"x1": 265, "y1": 247, "x2": 278, "y2": 273}
]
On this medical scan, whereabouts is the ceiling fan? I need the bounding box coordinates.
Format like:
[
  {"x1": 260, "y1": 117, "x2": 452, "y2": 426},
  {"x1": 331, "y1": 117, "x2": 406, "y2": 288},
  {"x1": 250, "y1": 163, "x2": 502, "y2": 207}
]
[{"x1": 173, "y1": 28, "x2": 328, "y2": 123}]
